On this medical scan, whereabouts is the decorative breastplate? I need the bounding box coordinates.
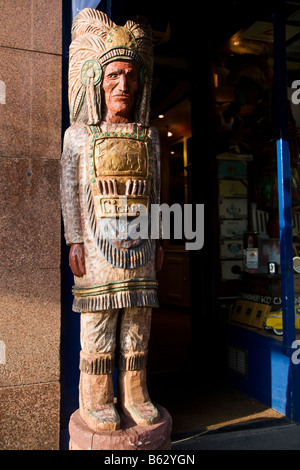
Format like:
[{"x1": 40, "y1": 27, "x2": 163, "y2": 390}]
[{"x1": 85, "y1": 125, "x2": 155, "y2": 269}]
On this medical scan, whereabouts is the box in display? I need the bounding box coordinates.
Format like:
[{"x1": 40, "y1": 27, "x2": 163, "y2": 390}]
[
  {"x1": 220, "y1": 239, "x2": 243, "y2": 259},
  {"x1": 231, "y1": 298, "x2": 247, "y2": 323},
  {"x1": 219, "y1": 197, "x2": 248, "y2": 219},
  {"x1": 217, "y1": 160, "x2": 247, "y2": 179},
  {"x1": 221, "y1": 259, "x2": 243, "y2": 280},
  {"x1": 218, "y1": 179, "x2": 248, "y2": 198},
  {"x1": 220, "y1": 219, "x2": 248, "y2": 238},
  {"x1": 250, "y1": 303, "x2": 271, "y2": 329}
]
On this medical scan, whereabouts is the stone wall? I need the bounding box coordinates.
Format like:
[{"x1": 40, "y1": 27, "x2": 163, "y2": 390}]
[{"x1": 0, "y1": 1, "x2": 62, "y2": 450}]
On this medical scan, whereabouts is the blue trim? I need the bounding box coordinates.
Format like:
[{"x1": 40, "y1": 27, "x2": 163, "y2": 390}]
[{"x1": 276, "y1": 138, "x2": 295, "y2": 350}]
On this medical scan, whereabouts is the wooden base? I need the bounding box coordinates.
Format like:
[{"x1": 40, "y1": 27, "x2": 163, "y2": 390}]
[{"x1": 69, "y1": 404, "x2": 172, "y2": 450}]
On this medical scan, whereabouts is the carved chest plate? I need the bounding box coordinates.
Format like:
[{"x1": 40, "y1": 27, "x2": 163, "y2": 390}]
[
  {"x1": 87, "y1": 128, "x2": 152, "y2": 218},
  {"x1": 85, "y1": 126, "x2": 155, "y2": 268}
]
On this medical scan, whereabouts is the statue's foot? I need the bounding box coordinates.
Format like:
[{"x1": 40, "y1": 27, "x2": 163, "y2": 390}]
[
  {"x1": 118, "y1": 369, "x2": 160, "y2": 426},
  {"x1": 80, "y1": 402, "x2": 121, "y2": 432},
  {"x1": 124, "y1": 400, "x2": 159, "y2": 426},
  {"x1": 79, "y1": 367, "x2": 120, "y2": 432}
]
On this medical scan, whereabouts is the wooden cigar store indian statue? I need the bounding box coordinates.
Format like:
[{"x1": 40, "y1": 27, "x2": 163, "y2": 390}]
[{"x1": 61, "y1": 8, "x2": 163, "y2": 433}]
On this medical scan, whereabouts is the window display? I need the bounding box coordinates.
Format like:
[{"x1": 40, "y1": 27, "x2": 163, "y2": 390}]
[{"x1": 214, "y1": 10, "x2": 300, "y2": 337}]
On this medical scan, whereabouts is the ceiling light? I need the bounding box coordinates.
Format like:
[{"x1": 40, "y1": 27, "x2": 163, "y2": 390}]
[
  {"x1": 158, "y1": 114, "x2": 164, "y2": 119},
  {"x1": 167, "y1": 131, "x2": 173, "y2": 137}
]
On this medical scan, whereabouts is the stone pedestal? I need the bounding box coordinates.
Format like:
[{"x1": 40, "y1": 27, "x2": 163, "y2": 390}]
[{"x1": 69, "y1": 404, "x2": 172, "y2": 450}]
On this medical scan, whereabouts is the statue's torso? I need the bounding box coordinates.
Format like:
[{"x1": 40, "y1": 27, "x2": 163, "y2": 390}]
[{"x1": 67, "y1": 122, "x2": 160, "y2": 312}]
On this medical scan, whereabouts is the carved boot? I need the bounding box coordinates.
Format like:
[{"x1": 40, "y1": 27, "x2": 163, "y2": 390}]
[
  {"x1": 79, "y1": 351, "x2": 120, "y2": 432},
  {"x1": 118, "y1": 352, "x2": 159, "y2": 426}
]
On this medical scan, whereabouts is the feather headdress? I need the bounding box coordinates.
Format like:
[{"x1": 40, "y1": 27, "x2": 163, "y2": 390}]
[{"x1": 68, "y1": 8, "x2": 153, "y2": 126}]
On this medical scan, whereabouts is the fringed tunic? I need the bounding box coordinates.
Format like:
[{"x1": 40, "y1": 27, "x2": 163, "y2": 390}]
[{"x1": 61, "y1": 122, "x2": 161, "y2": 313}]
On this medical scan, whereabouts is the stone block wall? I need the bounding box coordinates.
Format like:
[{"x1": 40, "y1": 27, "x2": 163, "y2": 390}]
[{"x1": 0, "y1": 0, "x2": 62, "y2": 450}]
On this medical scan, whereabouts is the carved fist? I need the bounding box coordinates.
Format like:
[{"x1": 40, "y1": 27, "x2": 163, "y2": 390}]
[{"x1": 69, "y1": 243, "x2": 86, "y2": 277}]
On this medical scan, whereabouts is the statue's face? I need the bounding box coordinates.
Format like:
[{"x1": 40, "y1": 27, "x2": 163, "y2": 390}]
[{"x1": 102, "y1": 60, "x2": 139, "y2": 122}]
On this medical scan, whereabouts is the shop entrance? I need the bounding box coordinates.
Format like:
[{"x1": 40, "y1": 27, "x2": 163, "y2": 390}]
[
  {"x1": 141, "y1": 0, "x2": 300, "y2": 438},
  {"x1": 60, "y1": 0, "x2": 300, "y2": 446}
]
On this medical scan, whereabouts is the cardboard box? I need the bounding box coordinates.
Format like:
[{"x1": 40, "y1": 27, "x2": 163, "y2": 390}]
[
  {"x1": 242, "y1": 301, "x2": 258, "y2": 325},
  {"x1": 220, "y1": 239, "x2": 243, "y2": 259},
  {"x1": 221, "y1": 259, "x2": 243, "y2": 280},
  {"x1": 218, "y1": 160, "x2": 247, "y2": 179},
  {"x1": 231, "y1": 300, "x2": 271, "y2": 328},
  {"x1": 250, "y1": 303, "x2": 271, "y2": 328},
  {"x1": 219, "y1": 179, "x2": 247, "y2": 197},
  {"x1": 219, "y1": 197, "x2": 248, "y2": 219},
  {"x1": 220, "y1": 219, "x2": 248, "y2": 238},
  {"x1": 231, "y1": 299, "x2": 247, "y2": 323}
]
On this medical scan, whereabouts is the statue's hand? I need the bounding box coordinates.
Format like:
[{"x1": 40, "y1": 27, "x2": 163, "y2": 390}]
[
  {"x1": 155, "y1": 240, "x2": 164, "y2": 273},
  {"x1": 69, "y1": 243, "x2": 86, "y2": 277}
]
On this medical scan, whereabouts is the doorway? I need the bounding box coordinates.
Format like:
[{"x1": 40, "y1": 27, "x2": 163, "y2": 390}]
[{"x1": 60, "y1": 0, "x2": 299, "y2": 448}]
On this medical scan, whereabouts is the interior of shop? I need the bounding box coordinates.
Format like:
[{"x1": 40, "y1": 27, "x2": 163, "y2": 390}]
[
  {"x1": 60, "y1": 0, "x2": 300, "y2": 446},
  {"x1": 138, "y1": 0, "x2": 300, "y2": 439}
]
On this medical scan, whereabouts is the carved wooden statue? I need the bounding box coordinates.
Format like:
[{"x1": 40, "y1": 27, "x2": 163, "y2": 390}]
[{"x1": 61, "y1": 8, "x2": 163, "y2": 433}]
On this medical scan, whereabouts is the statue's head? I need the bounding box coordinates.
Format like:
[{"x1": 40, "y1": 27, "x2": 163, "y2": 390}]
[
  {"x1": 101, "y1": 60, "x2": 139, "y2": 123},
  {"x1": 68, "y1": 9, "x2": 153, "y2": 126}
]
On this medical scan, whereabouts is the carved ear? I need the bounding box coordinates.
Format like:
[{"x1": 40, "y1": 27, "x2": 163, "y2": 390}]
[{"x1": 71, "y1": 8, "x2": 115, "y2": 40}]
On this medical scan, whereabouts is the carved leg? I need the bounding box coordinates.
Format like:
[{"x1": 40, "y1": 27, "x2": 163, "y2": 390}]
[
  {"x1": 79, "y1": 310, "x2": 120, "y2": 432},
  {"x1": 118, "y1": 307, "x2": 160, "y2": 426},
  {"x1": 79, "y1": 351, "x2": 120, "y2": 432}
]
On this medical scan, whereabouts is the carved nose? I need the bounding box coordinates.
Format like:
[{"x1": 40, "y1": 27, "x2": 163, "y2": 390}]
[{"x1": 118, "y1": 74, "x2": 128, "y2": 92}]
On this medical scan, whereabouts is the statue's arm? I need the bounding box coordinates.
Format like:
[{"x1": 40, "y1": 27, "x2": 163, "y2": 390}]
[{"x1": 61, "y1": 126, "x2": 86, "y2": 277}]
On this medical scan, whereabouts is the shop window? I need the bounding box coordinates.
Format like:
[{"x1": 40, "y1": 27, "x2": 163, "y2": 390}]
[{"x1": 214, "y1": 5, "x2": 300, "y2": 339}]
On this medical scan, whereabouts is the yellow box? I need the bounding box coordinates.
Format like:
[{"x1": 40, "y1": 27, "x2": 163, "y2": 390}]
[
  {"x1": 231, "y1": 299, "x2": 246, "y2": 323},
  {"x1": 250, "y1": 303, "x2": 271, "y2": 328},
  {"x1": 242, "y1": 301, "x2": 257, "y2": 325}
]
